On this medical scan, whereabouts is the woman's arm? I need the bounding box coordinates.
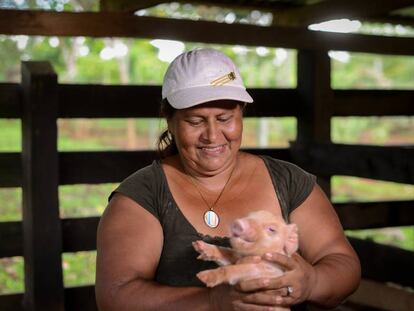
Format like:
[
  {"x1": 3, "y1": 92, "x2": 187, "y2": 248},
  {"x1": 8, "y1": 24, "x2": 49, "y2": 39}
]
[
  {"x1": 237, "y1": 184, "x2": 361, "y2": 308},
  {"x1": 291, "y1": 183, "x2": 361, "y2": 307},
  {"x1": 96, "y1": 193, "x2": 212, "y2": 311}
]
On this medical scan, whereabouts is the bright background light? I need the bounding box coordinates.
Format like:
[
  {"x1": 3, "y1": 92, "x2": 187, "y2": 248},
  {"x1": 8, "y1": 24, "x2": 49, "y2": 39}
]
[
  {"x1": 150, "y1": 39, "x2": 185, "y2": 62},
  {"x1": 308, "y1": 19, "x2": 362, "y2": 33}
]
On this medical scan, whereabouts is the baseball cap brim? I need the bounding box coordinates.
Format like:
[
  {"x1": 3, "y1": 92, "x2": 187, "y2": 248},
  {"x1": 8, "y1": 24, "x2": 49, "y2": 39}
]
[{"x1": 166, "y1": 85, "x2": 253, "y2": 109}]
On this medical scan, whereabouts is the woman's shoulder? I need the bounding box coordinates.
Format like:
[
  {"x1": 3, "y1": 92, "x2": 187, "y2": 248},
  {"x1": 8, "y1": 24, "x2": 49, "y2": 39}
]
[
  {"x1": 123, "y1": 160, "x2": 162, "y2": 180},
  {"x1": 259, "y1": 155, "x2": 313, "y2": 179}
]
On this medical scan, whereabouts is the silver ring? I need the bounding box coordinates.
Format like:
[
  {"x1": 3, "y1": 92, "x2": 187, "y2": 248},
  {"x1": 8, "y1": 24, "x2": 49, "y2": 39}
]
[{"x1": 287, "y1": 286, "x2": 294, "y2": 296}]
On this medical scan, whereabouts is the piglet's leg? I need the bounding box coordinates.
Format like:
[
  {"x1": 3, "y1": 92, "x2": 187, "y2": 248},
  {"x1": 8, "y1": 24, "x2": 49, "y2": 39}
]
[
  {"x1": 192, "y1": 240, "x2": 236, "y2": 266},
  {"x1": 197, "y1": 263, "x2": 269, "y2": 287}
]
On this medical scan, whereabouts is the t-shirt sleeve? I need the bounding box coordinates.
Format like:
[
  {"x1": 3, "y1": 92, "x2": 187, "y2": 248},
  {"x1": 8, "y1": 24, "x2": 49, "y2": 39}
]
[
  {"x1": 108, "y1": 162, "x2": 160, "y2": 218},
  {"x1": 284, "y1": 161, "x2": 317, "y2": 210},
  {"x1": 264, "y1": 156, "x2": 317, "y2": 215}
]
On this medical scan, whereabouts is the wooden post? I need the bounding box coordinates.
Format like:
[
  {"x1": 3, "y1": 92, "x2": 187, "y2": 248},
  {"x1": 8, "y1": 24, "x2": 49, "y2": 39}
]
[
  {"x1": 295, "y1": 50, "x2": 333, "y2": 196},
  {"x1": 21, "y1": 62, "x2": 65, "y2": 310}
]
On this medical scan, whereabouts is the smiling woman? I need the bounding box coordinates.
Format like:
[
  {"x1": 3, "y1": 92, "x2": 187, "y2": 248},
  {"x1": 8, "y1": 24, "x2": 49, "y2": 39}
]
[{"x1": 95, "y1": 48, "x2": 361, "y2": 311}]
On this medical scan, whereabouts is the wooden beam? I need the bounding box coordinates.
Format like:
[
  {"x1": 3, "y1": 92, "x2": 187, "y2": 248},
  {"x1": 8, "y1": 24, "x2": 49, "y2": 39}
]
[
  {"x1": 99, "y1": 0, "x2": 297, "y2": 13},
  {"x1": 0, "y1": 83, "x2": 21, "y2": 118},
  {"x1": 273, "y1": 0, "x2": 414, "y2": 27},
  {"x1": 0, "y1": 293, "x2": 23, "y2": 311},
  {"x1": 2, "y1": 84, "x2": 414, "y2": 121},
  {"x1": 0, "y1": 285, "x2": 97, "y2": 311},
  {"x1": 296, "y1": 50, "x2": 333, "y2": 195},
  {"x1": 59, "y1": 148, "x2": 291, "y2": 185},
  {"x1": 1, "y1": 9, "x2": 414, "y2": 55},
  {"x1": 333, "y1": 89, "x2": 414, "y2": 116},
  {"x1": 100, "y1": 0, "x2": 163, "y2": 12},
  {"x1": 346, "y1": 279, "x2": 414, "y2": 311},
  {"x1": 290, "y1": 142, "x2": 414, "y2": 184},
  {"x1": 0, "y1": 152, "x2": 21, "y2": 187},
  {"x1": 335, "y1": 200, "x2": 414, "y2": 230},
  {"x1": 297, "y1": 50, "x2": 332, "y2": 144},
  {"x1": 62, "y1": 217, "x2": 100, "y2": 252},
  {"x1": 64, "y1": 285, "x2": 97, "y2": 311},
  {"x1": 57, "y1": 85, "x2": 300, "y2": 118},
  {"x1": 0, "y1": 221, "x2": 22, "y2": 258},
  {"x1": 3, "y1": 201, "x2": 413, "y2": 258},
  {"x1": 2, "y1": 143, "x2": 414, "y2": 187},
  {"x1": 0, "y1": 149, "x2": 290, "y2": 187},
  {"x1": 0, "y1": 217, "x2": 99, "y2": 258},
  {"x1": 349, "y1": 237, "x2": 414, "y2": 288},
  {"x1": 21, "y1": 62, "x2": 64, "y2": 311},
  {"x1": 2, "y1": 84, "x2": 413, "y2": 120}
]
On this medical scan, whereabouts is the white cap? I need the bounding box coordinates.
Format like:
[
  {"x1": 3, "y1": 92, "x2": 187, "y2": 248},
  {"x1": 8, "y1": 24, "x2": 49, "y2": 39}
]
[{"x1": 162, "y1": 48, "x2": 253, "y2": 109}]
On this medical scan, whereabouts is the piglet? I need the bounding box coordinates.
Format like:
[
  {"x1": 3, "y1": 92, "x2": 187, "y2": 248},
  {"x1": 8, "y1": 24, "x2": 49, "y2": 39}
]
[{"x1": 193, "y1": 210, "x2": 298, "y2": 300}]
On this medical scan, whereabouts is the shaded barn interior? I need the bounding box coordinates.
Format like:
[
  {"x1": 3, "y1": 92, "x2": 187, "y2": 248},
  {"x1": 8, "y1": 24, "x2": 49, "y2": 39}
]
[{"x1": 0, "y1": 0, "x2": 414, "y2": 310}]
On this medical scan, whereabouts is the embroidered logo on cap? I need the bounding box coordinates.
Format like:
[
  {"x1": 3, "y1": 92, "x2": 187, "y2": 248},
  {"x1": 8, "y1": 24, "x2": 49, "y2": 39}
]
[{"x1": 210, "y1": 71, "x2": 236, "y2": 86}]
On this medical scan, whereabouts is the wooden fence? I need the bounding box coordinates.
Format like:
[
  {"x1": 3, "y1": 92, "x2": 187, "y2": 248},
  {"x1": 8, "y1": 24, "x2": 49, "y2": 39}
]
[{"x1": 0, "y1": 9, "x2": 414, "y2": 311}]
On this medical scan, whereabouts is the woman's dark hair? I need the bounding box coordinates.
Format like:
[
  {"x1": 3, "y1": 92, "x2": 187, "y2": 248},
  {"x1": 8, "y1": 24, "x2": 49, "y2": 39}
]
[{"x1": 157, "y1": 99, "x2": 178, "y2": 159}]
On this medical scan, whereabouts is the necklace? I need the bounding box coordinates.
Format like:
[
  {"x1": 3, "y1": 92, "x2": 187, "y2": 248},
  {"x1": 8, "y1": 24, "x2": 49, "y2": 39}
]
[{"x1": 186, "y1": 164, "x2": 237, "y2": 228}]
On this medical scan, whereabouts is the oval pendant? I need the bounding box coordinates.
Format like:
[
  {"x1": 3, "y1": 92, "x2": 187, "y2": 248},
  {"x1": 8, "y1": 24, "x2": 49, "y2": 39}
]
[{"x1": 204, "y1": 210, "x2": 219, "y2": 228}]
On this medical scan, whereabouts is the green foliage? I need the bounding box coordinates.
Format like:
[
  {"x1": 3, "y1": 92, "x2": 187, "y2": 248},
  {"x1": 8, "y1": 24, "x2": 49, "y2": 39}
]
[
  {"x1": 0, "y1": 257, "x2": 24, "y2": 294},
  {"x1": 59, "y1": 184, "x2": 116, "y2": 218},
  {"x1": 63, "y1": 252, "x2": 96, "y2": 287},
  {"x1": 0, "y1": 119, "x2": 21, "y2": 151}
]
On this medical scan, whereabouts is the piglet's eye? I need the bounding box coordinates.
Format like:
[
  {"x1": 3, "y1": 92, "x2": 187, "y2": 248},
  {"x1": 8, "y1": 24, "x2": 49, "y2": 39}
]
[{"x1": 268, "y1": 227, "x2": 277, "y2": 234}]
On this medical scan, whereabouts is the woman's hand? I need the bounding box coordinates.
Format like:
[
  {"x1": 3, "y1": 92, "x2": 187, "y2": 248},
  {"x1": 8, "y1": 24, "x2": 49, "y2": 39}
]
[{"x1": 235, "y1": 252, "x2": 316, "y2": 308}]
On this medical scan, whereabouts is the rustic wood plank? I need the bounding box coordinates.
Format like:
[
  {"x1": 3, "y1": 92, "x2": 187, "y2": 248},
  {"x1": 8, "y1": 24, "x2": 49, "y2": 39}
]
[
  {"x1": 2, "y1": 145, "x2": 413, "y2": 187},
  {"x1": 291, "y1": 143, "x2": 414, "y2": 184},
  {"x1": 0, "y1": 217, "x2": 100, "y2": 258},
  {"x1": 100, "y1": 0, "x2": 163, "y2": 11},
  {"x1": 0, "y1": 221, "x2": 22, "y2": 258},
  {"x1": 349, "y1": 237, "x2": 414, "y2": 288},
  {"x1": 296, "y1": 50, "x2": 333, "y2": 195},
  {"x1": 273, "y1": 0, "x2": 414, "y2": 27},
  {"x1": 57, "y1": 85, "x2": 300, "y2": 118},
  {"x1": 2, "y1": 83, "x2": 414, "y2": 119},
  {"x1": 335, "y1": 200, "x2": 414, "y2": 230},
  {"x1": 333, "y1": 89, "x2": 414, "y2": 116},
  {"x1": 62, "y1": 217, "x2": 99, "y2": 252},
  {"x1": 21, "y1": 62, "x2": 64, "y2": 310},
  {"x1": 346, "y1": 279, "x2": 414, "y2": 311},
  {"x1": 0, "y1": 286, "x2": 97, "y2": 311},
  {"x1": 297, "y1": 50, "x2": 332, "y2": 144},
  {"x1": 3, "y1": 200, "x2": 413, "y2": 258},
  {"x1": 59, "y1": 148, "x2": 291, "y2": 185},
  {"x1": 0, "y1": 153, "x2": 21, "y2": 187},
  {"x1": 1, "y1": 10, "x2": 414, "y2": 55},
  {"x1": 65, "y1": 285, "x2": 97, "y2": 311},
  {"x1": 0, "y1": 83, "x2": 21, "y2": 118},
  {"x1": 58, "y1": 84, "x2": 162, "y2": 118},
  {"x1": 0, "y1": 293, "x2": 24, "y2": 311}
]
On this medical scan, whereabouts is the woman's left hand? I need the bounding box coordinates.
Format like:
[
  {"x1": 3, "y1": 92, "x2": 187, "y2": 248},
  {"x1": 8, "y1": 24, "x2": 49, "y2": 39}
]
[{"x1": 235, "y1": 252, "x2": 316, "y2": 308}]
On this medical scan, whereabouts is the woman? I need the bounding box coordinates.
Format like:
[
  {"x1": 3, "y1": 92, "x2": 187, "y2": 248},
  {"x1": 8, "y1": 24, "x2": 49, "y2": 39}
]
[{"x1": 96, "y1": 48, "x2": 361, "y2": 310}]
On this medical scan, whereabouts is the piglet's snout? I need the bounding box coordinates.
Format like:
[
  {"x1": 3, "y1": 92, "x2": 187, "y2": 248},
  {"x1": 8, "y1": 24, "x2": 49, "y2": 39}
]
[
  {"x1": 231, "y1": 219, "x2": 247, "y2": 237},
  {"x1": 231, "y1": 219, "x2": 256, "y2": 241}
]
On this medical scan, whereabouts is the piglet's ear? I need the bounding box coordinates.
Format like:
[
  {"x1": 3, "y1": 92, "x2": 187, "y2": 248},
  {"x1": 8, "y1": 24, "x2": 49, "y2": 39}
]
[{"x1": 283, "y1": 224, "x2": 299, "y2": 256}]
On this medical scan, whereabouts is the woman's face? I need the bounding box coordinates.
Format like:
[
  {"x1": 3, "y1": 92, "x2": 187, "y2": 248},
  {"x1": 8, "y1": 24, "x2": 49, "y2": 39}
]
[{"x1": 168, "y1": 100, "x2": 243, "y2": 175}]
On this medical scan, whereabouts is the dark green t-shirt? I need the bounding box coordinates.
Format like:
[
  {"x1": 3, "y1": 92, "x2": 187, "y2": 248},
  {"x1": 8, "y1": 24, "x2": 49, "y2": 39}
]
[{"x1": 110, "y1": 155, "x2": 316, "y2": 288}]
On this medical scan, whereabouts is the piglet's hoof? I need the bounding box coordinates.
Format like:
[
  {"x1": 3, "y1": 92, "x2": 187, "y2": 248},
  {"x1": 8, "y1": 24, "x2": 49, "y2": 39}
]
[
  {"x1": 196, "y1": 270, "x2": 222, "y2": 287},
  {"x1": 192, "y1": 241, "x2": 218, "y2": 261}
]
